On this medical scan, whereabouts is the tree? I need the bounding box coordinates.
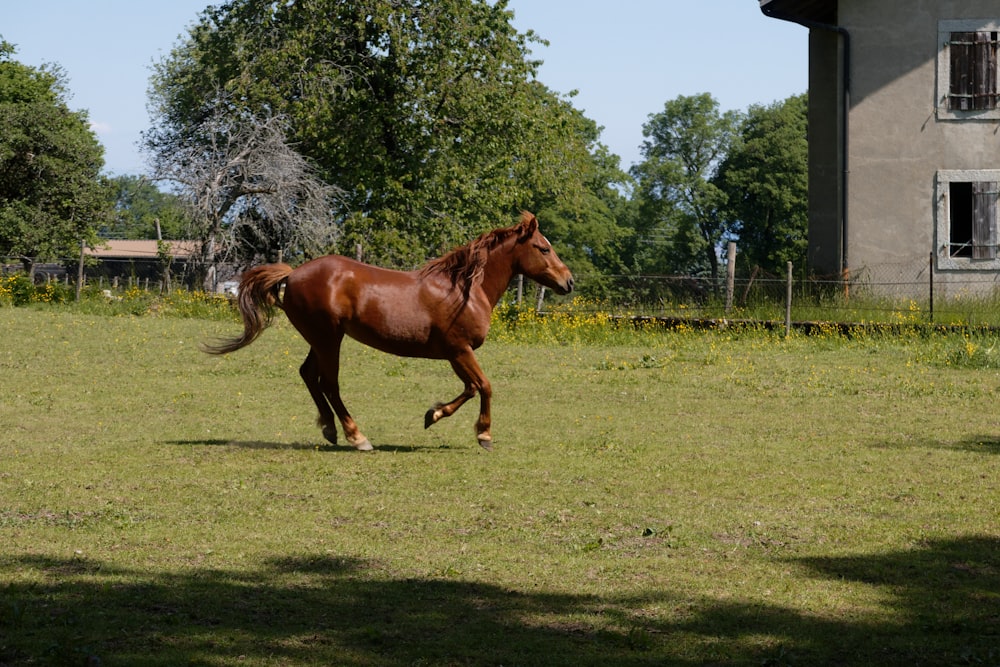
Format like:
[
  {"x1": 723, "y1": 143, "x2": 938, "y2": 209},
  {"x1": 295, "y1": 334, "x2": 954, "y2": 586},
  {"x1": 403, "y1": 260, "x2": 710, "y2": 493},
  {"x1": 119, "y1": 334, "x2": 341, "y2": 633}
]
[
  {"x1": 146, "y1": 0, "x2": 628, "y2": 270},
  {"x1": 0, "y1": 40, "x2": 108, "y2": 276},
  {"x1": 146, "y1": 106, "x2": 340, "y2": 285},
  {"x1": 629, "y1": 93, "x2": 740, "y2": 287},
  {"x1": 715, "y1": 94, "x2": 808, "y2": 276},
  {"x1": 103, "y1": 175, "x2": 192, "y2": 240},
  {"x1": 535, "y1": 138, "x2": 632, "y2": 295}
]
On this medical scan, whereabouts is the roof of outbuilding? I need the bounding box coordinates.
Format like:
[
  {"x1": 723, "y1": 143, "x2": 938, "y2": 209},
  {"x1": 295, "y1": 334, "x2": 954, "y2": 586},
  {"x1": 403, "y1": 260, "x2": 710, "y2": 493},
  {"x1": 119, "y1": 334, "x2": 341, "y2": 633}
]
[
  {"x1": 759, "y1": 0, "x2": 837, "y2": 25},
  {"x1": 84, "y1": 240, "x2": 200, "y2": 259}
]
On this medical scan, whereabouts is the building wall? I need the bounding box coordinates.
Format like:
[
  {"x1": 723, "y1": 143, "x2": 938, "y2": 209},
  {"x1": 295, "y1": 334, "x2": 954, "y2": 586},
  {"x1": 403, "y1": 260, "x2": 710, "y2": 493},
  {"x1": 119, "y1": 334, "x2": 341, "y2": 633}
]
[
  {"x1": 806, "y1": 27, "x2": 845, "y2": 278},
  {"x1": 836, "y1": 0, "x2": 1000, "y2": 293}
]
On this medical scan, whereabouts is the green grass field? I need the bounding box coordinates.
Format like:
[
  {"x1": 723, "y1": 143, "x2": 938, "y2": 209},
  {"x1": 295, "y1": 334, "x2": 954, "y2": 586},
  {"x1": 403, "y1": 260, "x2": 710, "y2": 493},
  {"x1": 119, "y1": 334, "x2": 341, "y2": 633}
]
[{"x1": 2, "y1": 307, "x2": 1000, "y2": 666}]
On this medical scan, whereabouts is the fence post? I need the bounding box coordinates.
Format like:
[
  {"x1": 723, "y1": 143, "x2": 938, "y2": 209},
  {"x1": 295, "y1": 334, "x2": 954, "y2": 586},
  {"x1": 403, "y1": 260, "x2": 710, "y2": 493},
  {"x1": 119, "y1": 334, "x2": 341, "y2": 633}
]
[
  {"x1": 76, "y1": 239, "x2": 85, "y2": 302},
  {"x1": 928, "y1": 251, "x2": 934, "y2": 324},
  {"x1": 725, "y1": 241, "x2": 736, "y2": 314},
  {"x1": 785, "y1": 261, "x2": 793, "y2": 338},
  {"x1": 535, "y1": 285, "x2": 546, "y2": 313},
  {"x1": 516, "y1": 274, "x2": 524, "y2": 305}
]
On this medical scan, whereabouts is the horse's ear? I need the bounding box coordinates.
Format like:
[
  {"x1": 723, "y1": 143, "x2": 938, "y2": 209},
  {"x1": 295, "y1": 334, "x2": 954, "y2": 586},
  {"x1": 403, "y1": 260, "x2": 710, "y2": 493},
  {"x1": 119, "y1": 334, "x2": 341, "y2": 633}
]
[{"x1": 518, "y1": 211, "x2": 538, "y2": 240}]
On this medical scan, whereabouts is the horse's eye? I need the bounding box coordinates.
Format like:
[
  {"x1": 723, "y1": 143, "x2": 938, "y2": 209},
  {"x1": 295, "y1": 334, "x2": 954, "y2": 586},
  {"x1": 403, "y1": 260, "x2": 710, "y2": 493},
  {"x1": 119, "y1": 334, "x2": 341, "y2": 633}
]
[{"x1": 539, "y1": 246, "x2": 551, "y2": 255}]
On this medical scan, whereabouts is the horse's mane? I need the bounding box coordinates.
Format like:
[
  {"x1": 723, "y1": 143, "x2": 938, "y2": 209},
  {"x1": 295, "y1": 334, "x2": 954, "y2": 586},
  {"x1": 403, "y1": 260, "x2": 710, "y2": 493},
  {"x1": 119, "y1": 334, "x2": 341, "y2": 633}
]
[{"x1": 420, "y1": 211, "x2": 534, "y2": 296}]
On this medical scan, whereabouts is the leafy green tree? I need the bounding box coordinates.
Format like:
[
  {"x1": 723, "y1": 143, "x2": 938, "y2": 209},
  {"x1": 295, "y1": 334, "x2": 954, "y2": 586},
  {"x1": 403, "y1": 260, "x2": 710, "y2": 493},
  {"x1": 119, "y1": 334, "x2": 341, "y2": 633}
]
[
  {"x1": 629, "y1": 93, "x2": 739, "y2": 287},
  {"x1": 535, "y1": 138, "x2": 632, "y2": 297},
  {"x1": 103, "y1": 175, "x2": 192, "y2": 240},
  {"x1": 715, "y1": 94, "x2": 808, "y2": 276},
  {"x1": 0, "y1": 40, "x2": 108, "y2": 275},
  {"x1": 146, "y1": 0, "x2": 627, "y2": 269}
]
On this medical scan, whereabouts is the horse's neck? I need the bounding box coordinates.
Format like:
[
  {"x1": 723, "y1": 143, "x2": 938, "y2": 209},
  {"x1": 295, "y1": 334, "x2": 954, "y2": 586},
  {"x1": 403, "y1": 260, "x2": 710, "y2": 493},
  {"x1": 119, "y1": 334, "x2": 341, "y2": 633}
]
[{"x1": 479, "y1": 242, "x2": 518, "y2": 308}]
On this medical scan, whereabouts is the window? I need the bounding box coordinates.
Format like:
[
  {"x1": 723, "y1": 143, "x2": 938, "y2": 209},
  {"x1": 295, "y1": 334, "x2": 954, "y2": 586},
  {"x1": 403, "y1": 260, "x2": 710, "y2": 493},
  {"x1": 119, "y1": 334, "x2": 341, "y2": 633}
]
[
  {"x1": 937, "y1": 171, "x2": 1000, "y2": 269},
  {"x1": 948, "y1": 31, "x2": 999, "y2": 110},
  {"x1": 938, "y1": 20, "x2": 1000, "y2": 119},
  {"x1": 948, "y1": 181, "x2": 998, "y2": 259}
]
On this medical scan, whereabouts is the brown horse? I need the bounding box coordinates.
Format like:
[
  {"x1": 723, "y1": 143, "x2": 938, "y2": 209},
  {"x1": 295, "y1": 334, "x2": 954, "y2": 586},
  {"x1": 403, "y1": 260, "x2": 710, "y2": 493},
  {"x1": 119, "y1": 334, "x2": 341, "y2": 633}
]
[{"x1": 205, "y1": 211, "x2": 574, "y2": 451}]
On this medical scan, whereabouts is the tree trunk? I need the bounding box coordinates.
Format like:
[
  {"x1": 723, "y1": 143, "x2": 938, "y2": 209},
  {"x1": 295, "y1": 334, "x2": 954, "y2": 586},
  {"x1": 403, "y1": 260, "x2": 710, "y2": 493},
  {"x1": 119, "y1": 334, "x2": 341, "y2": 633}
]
[
  {"x1": 707, "y1": 245, "x2": 720, "y2": 299},
  {"x1": 20, "y1": 257, "x2": 37, "y2": 283}
]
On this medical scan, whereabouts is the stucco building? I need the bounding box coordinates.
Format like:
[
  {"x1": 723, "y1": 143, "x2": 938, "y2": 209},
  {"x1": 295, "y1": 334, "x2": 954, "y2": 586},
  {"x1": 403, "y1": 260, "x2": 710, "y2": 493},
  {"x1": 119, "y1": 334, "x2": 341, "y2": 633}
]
[{"x1": 761, "y1": 0, "x2": 1000, "y2": 296}]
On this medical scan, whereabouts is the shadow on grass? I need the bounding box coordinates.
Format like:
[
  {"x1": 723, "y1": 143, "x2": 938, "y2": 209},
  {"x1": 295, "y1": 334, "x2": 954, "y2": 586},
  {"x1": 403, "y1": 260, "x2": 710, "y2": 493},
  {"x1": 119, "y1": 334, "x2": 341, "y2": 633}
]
[
  {"x1": 163, "y1": 439, "x2": 450, "y2": 453},
  {"x1": 949, "y1": 435, "x2": 1000, "y2": 454},
  {"x1": 3, "y1": 537, "x2": 999, "y2": 666},
  {"x1": 872, "y1": 433, "x2": 1000, "y2": 455}
]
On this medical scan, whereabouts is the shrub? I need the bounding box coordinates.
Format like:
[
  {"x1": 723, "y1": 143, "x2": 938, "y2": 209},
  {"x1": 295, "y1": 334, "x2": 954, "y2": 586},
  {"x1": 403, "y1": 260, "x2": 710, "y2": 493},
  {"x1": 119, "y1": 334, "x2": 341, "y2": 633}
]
[
  {"x1": 0, "y1": 274, "x2": 72, "y2": 306},
  {"x1": 0, "y1": 274, "x2": 31, "y2": 306}
]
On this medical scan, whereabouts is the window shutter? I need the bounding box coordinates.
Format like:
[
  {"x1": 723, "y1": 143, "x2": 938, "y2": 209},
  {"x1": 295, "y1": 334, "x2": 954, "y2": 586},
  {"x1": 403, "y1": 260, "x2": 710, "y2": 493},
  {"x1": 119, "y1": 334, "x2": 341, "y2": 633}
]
[
  {"x1": 950, "y1": 32, "x2": 999, "y2": 110},
  {"x1": 951, "y1": 32, "x2": 975, "y2": 110},
  {"x1": 971, "y1": 181, "x2": 998, "y2": 260},
  {"x1": 974, "y1": 31, "x2": 998, "y2": 110}
]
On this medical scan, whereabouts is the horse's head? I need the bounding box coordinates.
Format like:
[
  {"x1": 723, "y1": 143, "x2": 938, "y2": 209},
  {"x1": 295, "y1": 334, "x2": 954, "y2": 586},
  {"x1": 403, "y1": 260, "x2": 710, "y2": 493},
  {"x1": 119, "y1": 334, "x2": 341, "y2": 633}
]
[{"x1": 514, "y1": 212, "x2": 575, "y2": 295}]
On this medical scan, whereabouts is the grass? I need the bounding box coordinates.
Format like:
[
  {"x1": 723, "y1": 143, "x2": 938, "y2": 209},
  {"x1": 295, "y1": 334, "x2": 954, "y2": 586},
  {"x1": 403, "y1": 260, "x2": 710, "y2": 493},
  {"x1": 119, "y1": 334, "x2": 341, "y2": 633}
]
[{"x1": 2, "y1": 307, "x2": 1000, "y2": 665}]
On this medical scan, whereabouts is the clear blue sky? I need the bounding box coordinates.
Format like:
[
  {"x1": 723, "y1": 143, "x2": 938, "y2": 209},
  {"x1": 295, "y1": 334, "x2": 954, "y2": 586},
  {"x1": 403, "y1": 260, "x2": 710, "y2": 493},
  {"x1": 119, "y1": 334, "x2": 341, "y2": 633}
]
[{"x1": 3, "y1": 1, "x2": 807, "y2": 176}]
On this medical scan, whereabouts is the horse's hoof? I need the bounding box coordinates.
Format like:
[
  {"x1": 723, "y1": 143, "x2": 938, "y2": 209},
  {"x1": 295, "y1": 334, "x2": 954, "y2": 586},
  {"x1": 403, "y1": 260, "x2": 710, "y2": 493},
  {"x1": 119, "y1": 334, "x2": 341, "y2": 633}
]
[
  {"x1": 321, "y1": 425, "x2": 338, "y2": 445},
  {"x1": 477, "y1": 435, "x2": 493, "y2": 452},
  {"x1": 424, "y1": 406, "x2": 443, "y2": 429},
  {"x1": 352, "y1": 437, "x2": 374, "y2": 452}
]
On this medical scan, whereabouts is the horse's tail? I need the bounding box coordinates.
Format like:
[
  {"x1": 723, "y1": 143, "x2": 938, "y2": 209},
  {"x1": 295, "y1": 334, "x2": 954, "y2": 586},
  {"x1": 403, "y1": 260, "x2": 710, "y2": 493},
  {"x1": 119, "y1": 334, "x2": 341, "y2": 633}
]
[{"x1": 202, "y1": 263, "x2": 294, "y2": 355}]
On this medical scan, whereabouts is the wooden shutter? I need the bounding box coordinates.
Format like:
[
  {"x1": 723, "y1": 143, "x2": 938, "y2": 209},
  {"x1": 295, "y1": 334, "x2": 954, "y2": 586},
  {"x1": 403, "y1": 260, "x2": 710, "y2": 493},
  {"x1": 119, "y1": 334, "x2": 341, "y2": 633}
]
[
  {"x1": 975, "y1": 31, "x2": 999, "y2": 110},
  {"x1": 950, "y1": 32, "x2": 999, "y2": 110},
  {"x1": 951, "y1": 32, "x2": 975, "y2": 110},
  {"x1": 971, "y1": 181, "x2": 998, "y2": 260}
]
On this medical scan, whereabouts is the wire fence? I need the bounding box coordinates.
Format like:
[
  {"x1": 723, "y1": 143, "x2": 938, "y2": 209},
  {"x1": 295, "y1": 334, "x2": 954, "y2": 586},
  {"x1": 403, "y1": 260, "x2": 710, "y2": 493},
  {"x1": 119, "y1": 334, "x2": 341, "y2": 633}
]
[
  {"x1": 556, "y1": 257, "x2": 1000, "y2": 329},
  {"x1": 7, "y1": 255, "x2": 1000, "y2": 328}
]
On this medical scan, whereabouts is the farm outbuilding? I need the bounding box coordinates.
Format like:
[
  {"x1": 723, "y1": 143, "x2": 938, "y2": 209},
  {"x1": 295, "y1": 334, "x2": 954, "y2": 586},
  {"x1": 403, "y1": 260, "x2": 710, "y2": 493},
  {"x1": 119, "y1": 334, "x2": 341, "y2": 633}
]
[
  {"x1": 84, "y1": 239, "x2": 201, "y2": 287},
  {"x1": 761, "y1": 0, "x2": 1000, "y2": 297}
]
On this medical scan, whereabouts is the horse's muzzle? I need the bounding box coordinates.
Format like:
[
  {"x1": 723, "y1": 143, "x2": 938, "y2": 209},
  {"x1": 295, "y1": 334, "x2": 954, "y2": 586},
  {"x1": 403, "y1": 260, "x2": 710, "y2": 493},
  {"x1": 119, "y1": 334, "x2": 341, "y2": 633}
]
[{"x1": 556, "y1": 276, "x2": 575, "y2": 295}]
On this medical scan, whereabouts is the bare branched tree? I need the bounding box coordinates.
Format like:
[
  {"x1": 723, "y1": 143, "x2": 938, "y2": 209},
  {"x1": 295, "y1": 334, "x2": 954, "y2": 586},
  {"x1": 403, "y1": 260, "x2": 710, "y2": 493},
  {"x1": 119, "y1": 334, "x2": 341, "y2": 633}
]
[{"x1": 145, "y1": 103, "x2": 341, "y2": 287}]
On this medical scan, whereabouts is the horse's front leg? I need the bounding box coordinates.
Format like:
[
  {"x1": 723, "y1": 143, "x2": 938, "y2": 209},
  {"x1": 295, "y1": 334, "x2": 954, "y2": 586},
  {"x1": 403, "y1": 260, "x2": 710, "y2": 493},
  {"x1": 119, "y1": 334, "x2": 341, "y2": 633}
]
[{"x1": 424, "y1": 349, "x2": 493, "y2": 450}]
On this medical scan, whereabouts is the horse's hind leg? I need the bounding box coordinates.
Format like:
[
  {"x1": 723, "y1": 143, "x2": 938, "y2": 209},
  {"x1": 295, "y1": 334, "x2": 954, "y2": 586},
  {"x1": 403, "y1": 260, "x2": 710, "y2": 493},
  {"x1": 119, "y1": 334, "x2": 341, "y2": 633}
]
[
  {"x1": 311, "y1": 337, "x2": 373, "y2": 452},
  {"x1": 299, "y1": 349, "x2": 340, "y2": 445},
  {"x1": 425, "y1": 349, "x2": 493, "y2": 451}
]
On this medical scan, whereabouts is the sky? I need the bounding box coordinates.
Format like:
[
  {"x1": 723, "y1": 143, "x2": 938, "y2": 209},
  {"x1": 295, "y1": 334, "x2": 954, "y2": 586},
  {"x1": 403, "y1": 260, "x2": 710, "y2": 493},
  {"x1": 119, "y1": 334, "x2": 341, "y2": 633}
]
[{"x1": 3, "y1": 1, "x2": 808, "y2": 177}]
